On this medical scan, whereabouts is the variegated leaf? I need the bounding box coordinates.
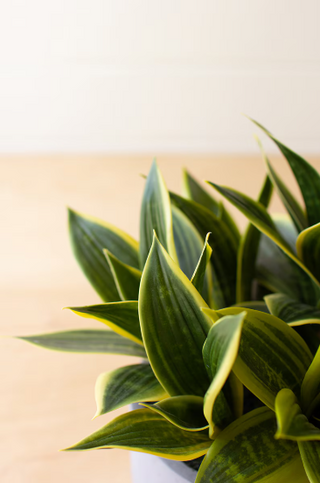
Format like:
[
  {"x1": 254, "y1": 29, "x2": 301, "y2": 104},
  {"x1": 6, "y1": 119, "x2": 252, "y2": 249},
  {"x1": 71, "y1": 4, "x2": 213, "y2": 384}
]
[
  {"x1": 68, "y1": 208, "x2": 139, "y2": 301},
  {"x1": 139, "y1": 160, "x2": 177, "y2": 267},
  {"x1": 203, "y1": 307, "x2": 312, "y2": 410},
  {"x1": 103, "y1": 248, "x2": 141, "y2": 300},
  {"x1": 139, "y1": 232, "x2": 212, "y2": 396},
  {"x1": 196, "y1": 407, "x2": 308, "y2": 483},
  {"x1": 94, "y1": 364, "x2": 167, "y2": 417},
  {"x1": 64, "y1": 408, "x2": 212, "y2": 460},
  {"x1": 66, "y1": 301, "x2": 142, "y2": 344},
  {"x1": 17, "y1": 330, "x2": 146, "y2": 357},
  {"x1": 275, "y1": 388, "x2": 320, "y2": 442},
  {"x1": 142, "y1": 396, "x2": 208, "y2": 432}
]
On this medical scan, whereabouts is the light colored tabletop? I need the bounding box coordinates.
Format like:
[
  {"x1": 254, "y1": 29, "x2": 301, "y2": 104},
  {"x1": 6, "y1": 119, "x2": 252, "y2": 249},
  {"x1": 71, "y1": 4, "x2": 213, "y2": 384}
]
[{"x1": 1, "y1": 155, "x2": 319, "y2": 482}]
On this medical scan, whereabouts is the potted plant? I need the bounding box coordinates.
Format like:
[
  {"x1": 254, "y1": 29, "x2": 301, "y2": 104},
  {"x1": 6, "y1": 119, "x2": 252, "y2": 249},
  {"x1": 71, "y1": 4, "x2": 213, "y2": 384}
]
[{"x1": 19, "y1": 120, "x2": 320, "y2": 483}]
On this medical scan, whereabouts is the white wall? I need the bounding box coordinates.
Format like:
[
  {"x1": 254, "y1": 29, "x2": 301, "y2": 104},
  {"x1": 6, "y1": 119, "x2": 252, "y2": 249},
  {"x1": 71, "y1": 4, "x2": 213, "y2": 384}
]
[{"x1": 1, "y1": 0, "x2": 320, "y2": 153}]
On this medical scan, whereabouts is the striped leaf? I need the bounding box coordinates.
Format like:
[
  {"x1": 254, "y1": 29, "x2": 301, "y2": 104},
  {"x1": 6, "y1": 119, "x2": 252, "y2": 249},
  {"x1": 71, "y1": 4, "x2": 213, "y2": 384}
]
[
  {"x1": 139, "y1": 160, "x2": 177, "y2": 267},
  {"x1": 17, "y1": 330, "x2": 146, "y2": 357},
  {"x1": 142, "y1": 396, "x2": 208, "y2": 432},
  {"x1": 203, "y1": 307, "x2": 313, "y2": 410},
  {"x1": 264, "y1": 293, "x2": 320, "y2": 326},
  {"x1": 68, "y1": 208, "x2": 139, "y2": 302},
  {"x1": 257, "y1": 136, "x2": 307, "y2": 232},
  {"x1": 301, "y1": 345, "x2": 320, "y2": 415},
  {"x1": 250, "y1": 118, "x2": 320, "y2": 227},
  {"x1": 191, "y1": 232, "x2": 212, "y2": 300},
  {"x1": 196, "y1": 407, "x2": 307, "y2": 483},
  {"x1": 182, "y1": 169, "x2": 221, "y2": 217},
  {"x1": 207, "y1": 183, "x2": 320, "y2": 291},
  {"x1": 182, "y1": 169, "x2": 240, "y2": 244},
  {"x1": 297, "y1": 223, "x2": 320, "y2": 283},
  {"x1": 172, "y1": 205, "x2": 212, "y2": 304},
  {"x1": 170, "y1": 192, "x2": 238, "y2": 308},
  {"x1": 275, "y1": 388, "x2": 320, "y2": 442},
  {"x1": 94, "y1": 364, "x2": 167, "y2": 418},
  {"x1": 233, "y1": 301, "x2": 270, "y2": 313},
  {"x1": 103, "y1": 249, "x2": 141, "y2": 301},
  {"x1": 64, "y1": 408, "x2": 212, "y2": 460},
  {"x1": 66, "y1": 301, "x2": 142, "y2": 344},
  {"x1": 298, "y1": 441, "x2": 320, "y2": 483},
  {"x1": 139, "y1": 232, "x2": 212, "y2": 397},
  {"x1": 257, "y1": 216, "x2": 320, "y2": 306},
  {"x1": 236, "y1": 175, "x2": 273, "y2": 302},
  {"x1": 202, "y1": 312, "x2": 245, "y2": 437}
]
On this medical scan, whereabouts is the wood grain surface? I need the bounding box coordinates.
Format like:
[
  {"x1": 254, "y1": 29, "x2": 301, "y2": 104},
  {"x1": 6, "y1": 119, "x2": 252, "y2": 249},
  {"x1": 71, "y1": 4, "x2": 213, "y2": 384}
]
[{"x1": 1, "y1": 155, "x2": 320, "y2": 482}]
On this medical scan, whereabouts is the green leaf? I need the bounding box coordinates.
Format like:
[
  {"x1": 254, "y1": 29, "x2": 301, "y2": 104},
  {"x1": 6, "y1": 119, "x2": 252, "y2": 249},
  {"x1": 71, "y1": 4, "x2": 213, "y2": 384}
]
[
  {"x1": 139, "y1": 232, "x2": 212, "y2": 397},
  {"x1": 275, "y1": 388, "x2": 320, "y2": 442},
  {"x1": 191, "y1": 233, "x2": 212, "y2": 299},
  {"x1": 207, "y1": 182, "x2": 320, "y2": 291},
  {"x1": 233, "y1": 301, "x2": 270, "y2": 313},
  {"x1": 202, "y1": 312, "x2": 246, "y2": 437},
  {"x1": 298, "y1": 441, "x2": 320, "y2": 483},
  {"x1": 103, "y1": 249, "x2": 141, "y2": 301},
  {"x1": 64, "y1": 408, "x2": 212, "y2": 460},
  {"x1": 236, "y1": 175, "x2": 273, "y2": 302},
  {"x1": 203, "y1": 307, "x2": 313, "y2": 410},
  {"x1": 250, "y1": 118, "x2": 320, "y2": 227},
  {"x1": 297, "y1": 223, "x2": 320, "y2": 283},
  {"x1": 94, "y1": 364, "x2": 167, "y2": 418},
  {"x1": 142, "y1": 396, "x2": 208, "y2": 432},
  {"x1": 256, "y1": 136, "x2": 307, "y2": 232},
  {"x1": 182, "y1": 169, "x2": 221, "y2": 217},
  {"x1": 257, "y1": 216, "x2": 320, "y2": 306},
  {"x1": 66, "y1": 301, "x2": 142, "y2": 345},
  {"x1": 301, "y1": 345, "x2": 320, "y2": 415},
  {"x1": 68, "y1": 208, "x2": 139, "y2": 302},
  {"x1": 181, "y1": 169, "x2": 241, "y2": 244},
  {"x1": 17, "y1": 330, "x2": 146, "y2": 357},
  {"x1": 139, "y1": 160, "x2": 177, "y2": 267},
  {"x1": 172, "y1": 205, "x2": 212, "y2": 304},
  {"x1": 196, "y1": 407, "x2": 307, "y2": 483},
  {"x1": 170, "y1": 192, "x2": 238, "y2": 308},
  {"x1": 264, "y1": 293, "x2": 320, "y2": 326}
]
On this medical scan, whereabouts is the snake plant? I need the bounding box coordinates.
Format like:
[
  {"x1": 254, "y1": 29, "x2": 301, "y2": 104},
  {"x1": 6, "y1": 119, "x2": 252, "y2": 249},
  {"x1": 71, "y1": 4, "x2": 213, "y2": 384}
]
[{"x1": 19, "y1": 119, "x2": 320, "y2": 483}]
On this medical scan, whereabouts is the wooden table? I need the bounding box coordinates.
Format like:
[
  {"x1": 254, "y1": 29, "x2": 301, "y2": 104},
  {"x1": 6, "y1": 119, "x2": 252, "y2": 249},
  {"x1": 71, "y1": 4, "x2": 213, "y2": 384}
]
[{"x1": 1, "y1": 155, "x2": 319, "y2": 482}]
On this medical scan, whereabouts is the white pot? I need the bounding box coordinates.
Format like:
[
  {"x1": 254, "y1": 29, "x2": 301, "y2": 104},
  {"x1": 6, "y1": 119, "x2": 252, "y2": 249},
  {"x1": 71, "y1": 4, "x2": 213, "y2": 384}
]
[{"x1": 130, "y1": 451, "x2": 197, "y2": 483}]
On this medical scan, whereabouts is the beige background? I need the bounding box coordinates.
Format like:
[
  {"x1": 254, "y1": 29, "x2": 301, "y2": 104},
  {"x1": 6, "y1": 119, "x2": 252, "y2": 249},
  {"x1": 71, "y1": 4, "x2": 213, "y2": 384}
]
[{"x1": 2, "y1": 155, "x2": 320, "y2": 482}]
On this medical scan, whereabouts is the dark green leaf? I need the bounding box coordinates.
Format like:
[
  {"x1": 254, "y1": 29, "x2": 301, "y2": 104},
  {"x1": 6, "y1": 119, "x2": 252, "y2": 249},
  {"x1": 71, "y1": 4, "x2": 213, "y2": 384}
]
[
  {"x1": 67, "y1": 301, "x2": 142, "y2": 344},
  {"x1": 94, "y1": 364, "x2": 167, "y2": 417},
  {"x1": 170, "y1": 192, "x2": 238, "y2": 308},
  {"x1": 68, "y1": 208, "x2": 139, "y2": 302},
  {"x1": 17, "y1": 330, "x2": 146, "y2": 357},
  {"x1": 142, "y1": 396, "x2": 208, "y2": 431},
  {"x1": 250, "y1": 118, "x2": 320, "y2": 226},
  {"x1": 236, "y1": 175, "x2": 273, "y2": 302},
  {"x1": 103, "y1": 249, "x2": 141, "y2": 301},
  {"x1": 275, "y1": 388, "x2": 320, "y2": 441},
  {"x1": 203, "y1": 307, "x2": 313, "y2": 410},
  {"x1": 202, "y1": 312, "x2": 245, "y2": 436},
  {"x1": 191, "y1": 233, "x2": 212, "y2": 300},
  {"x1": 297, "y1": 223, "x2": 320, "y2": 283},
  {"x1": 298, "y1": 440, "x2": 320, "y2": 483},
  {"x1": 172, "y1": 205, "x2": 212, "y2": 304},
  {"x1": 139, "y1": 233, "x2": 212, "y2": 396},
  {"x1": 256, "y1": 136, "x2": 307, "y2": 232},
  {"x1": 64, "y1": 408, "x2": 212, "y2": 460},
  {"x1": 265, "y1": 293, "x2": 320, "y2": 326},
  {"x1": 196, "y1": 407, "x2": 306, "y2": 483},
  {"x1": 139, "y1": 160, "x2": 177, "y2": 267}
]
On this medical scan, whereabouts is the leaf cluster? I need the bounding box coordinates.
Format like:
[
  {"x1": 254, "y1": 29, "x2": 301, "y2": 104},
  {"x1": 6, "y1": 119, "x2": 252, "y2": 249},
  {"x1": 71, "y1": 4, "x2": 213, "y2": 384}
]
[{"x1": 19, "y1": 121, "x2": 320, "y2": 482}]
